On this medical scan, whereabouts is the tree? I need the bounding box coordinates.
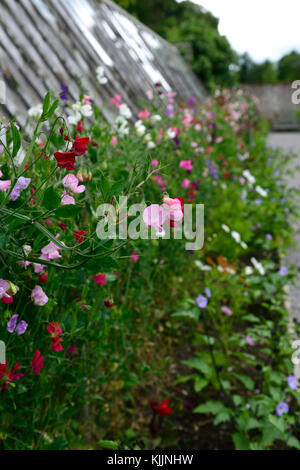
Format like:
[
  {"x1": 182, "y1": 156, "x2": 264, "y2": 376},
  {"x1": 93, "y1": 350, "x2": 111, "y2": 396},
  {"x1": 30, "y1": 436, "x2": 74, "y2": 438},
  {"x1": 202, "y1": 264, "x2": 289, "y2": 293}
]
[{"x1": 278, "y1": 50, "x2": 300, "y2": 82}]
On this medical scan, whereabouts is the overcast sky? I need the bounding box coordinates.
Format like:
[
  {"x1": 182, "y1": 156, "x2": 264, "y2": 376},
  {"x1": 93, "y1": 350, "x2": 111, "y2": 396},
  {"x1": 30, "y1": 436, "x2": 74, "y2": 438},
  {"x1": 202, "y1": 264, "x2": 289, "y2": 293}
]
[{"x1": 177, "y1": 0, "x2": 300, "y2": 62}]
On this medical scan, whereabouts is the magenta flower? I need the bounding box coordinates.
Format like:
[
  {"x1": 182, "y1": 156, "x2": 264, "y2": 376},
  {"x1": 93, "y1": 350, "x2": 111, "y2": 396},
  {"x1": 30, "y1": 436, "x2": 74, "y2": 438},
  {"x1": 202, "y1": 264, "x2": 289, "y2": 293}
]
[
  {"x1": 221, "y1": 306, "x2": 233, "y2": 316},
  {"x1": 61, "y1": 192, "x2": 75, "y2": 205},
  {"x1": 245, "y1": 335, "x2": 254, "y2": 346},
  {"x1": 31, "y1": 285, "x2": 48, "y2": 306},
  {"x1": 179, "y1": 160, "x2": 193, "y2": 172},
  {"x1": 131, "y1": 251, "x2": 139, "y2": 262},
  {"x1": 181, "y1": 178, "x2": 190, "y2": 188}
]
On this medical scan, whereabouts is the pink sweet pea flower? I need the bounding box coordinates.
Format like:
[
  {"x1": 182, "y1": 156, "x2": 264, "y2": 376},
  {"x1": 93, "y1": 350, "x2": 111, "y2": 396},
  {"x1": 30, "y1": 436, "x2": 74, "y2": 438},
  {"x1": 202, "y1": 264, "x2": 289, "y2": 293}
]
[
  {"x1": 31, "y1": 286, "x2": 48, "y2": 306},
  {"x1": 111, "y1": 136, "x2": 118, "y2": 145},
  {"x1": 0, "y1": 180, "x2": 11, "y2": 191},
  {"x1": 162, "y1": 198, "x2": 184, "y2": 224},
  {"x1": 138, "y1": 108, "x2": 150, "y2": 120},
  {"x1": 110, "y1": 94, "x2": 122, "y2": 109},
  {"x1": 61, "y1": 192, "x2": 75, "y2": 205},
  {"x1": 221, "y1": 306, "x2": 232, "y2": 316},
  {"x1": 146, "y1": 90, "x2": 153, "y2": 100},
  {"x1": 92, "y1": 273, "x2": 107, "y2": 285},
  {"x1": 131, "y1": 251, "x2": 139, "y2": 262},
  {"x1": 179, "y1": 160, "x2": 193, "y2": 172},
  {"x1": 62, "y1": 174, "x2": 85, "y2": 194},
  {"x1": 152, "y1": 159, "x2": 159, "y2": 167},
  {"x1": 0, "y1": 279, "x2": 10, "y2": 299},
  {"x1": 143, "y1": 204, "x2": 166, "y2": 235},
  {"x1": 245, "y1": 336, "x2": 254, "y2": 346},
  {"x1": 181, "y1": 178, "x2": 190, "y2": 188}
]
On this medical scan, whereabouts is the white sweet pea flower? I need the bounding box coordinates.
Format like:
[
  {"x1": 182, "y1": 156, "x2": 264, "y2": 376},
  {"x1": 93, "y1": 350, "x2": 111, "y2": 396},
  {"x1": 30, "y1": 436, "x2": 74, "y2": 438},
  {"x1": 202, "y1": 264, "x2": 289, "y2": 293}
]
[
  {"x1": 28, "y1": 103, "x2": 43, "y2": 118},
  {"x1": 243, "y1": 170, "x2": 256, "y2": 185},
  {"x1": 222, "y1": 224, "x2": 230, "y2": 233},
  {"x1": 231, "y1": 231, "x2": 241, "y2": 243},
  {"x1": 96, "y1": 66, "x2": 108, "y2": 85},
  {"x1": 147, "y1": 141, "x2": 156, "y2": 149},
  {"x1": 245, "y1": 266, "x2": 254, "y2": 275},
  {"x1": 115, "y1": 115, "x2": 129, "y2": 136},
  {"x1": 135, "y1": 120, "x2": 146, "y2": 136},
  {"x1": 119, "y1": 103, "x2": 132, "y2": 119},
  {"x1": 194, "y1": 260, "x2": 212, "y2": 271},
  {"x1": 151, "y1": 114, "x2": 162, "y2": 123},
  {"x1": 166, "y1": 128, "x2": 176, "y2": 139},
  {"x1": 256, "y1": 186, "x2": 268, "y2": 197},
  {"x1": 251, "y1": 257, "x2": 265, "y2": 276},
  {"x1": 240, "y1": 241, "x2": 248, "y2": 249}
]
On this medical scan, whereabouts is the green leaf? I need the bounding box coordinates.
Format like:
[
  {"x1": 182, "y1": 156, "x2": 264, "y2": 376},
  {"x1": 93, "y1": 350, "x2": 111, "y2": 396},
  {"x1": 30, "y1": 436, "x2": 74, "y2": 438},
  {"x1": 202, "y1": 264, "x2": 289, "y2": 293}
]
[
  {"x1": 45, "y1": 99, "x2": 59, "y2": 119},
  {"x1": 42, "y1": 187, "x2": 61, "y2": 210},
  {"x1": 172, "y1": 309, "x2": 199, "y2": 320},
  {"x1": 268, "y1": 414, "x2": 285, "y2": 433},
  {"x1": 194, "y1": 376, "x2": 209, "y2": 392},
  {"x1": 98, "y1": 440, "x2": 119, "y2": 450},
  {"x1": 193, "y1": 400, "x2": 226, "y2": 415},
  {"x1": 232, "y1": 433, "x2": 251, "y2": 450},
  {"x1": 214, "y1": 411, "x2": 231, "y2": 426},
  {"x1": 287, "y1": 436, "x2": 300, "y2": 450},
  {"x1": 55, "y1": 205, "x2": 81, "y2": 218},
  {"x1": 42, "y1": 91, "x2": 51, "y2": 115},
  {"x1": 232, "y1": 373, "x2": 255, "y2": 391},
  {"x1": 10, "y1": 122, "x2": 21, "y2": 159},
  {"x1": 182, "y1": 358, "x2": 212, "y2": 376}
]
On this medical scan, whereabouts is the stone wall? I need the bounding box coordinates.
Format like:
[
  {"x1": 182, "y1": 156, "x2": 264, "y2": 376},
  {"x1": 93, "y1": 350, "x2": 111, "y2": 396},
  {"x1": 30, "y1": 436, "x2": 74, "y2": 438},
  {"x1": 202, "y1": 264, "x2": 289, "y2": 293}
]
[
  {"x1": 0, "y1": 0, "x2": 206, "y2": 126},
  {"x1": 242, "y1": 83, "x2": 300, "y2": 130}
]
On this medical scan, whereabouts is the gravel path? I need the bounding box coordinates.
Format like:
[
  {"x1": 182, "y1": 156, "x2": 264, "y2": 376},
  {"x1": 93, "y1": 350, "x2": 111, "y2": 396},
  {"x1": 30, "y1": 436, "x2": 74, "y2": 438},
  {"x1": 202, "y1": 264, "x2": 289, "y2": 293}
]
[{"x1": 268, "y1": 133, "x2": 300, "y2": 320}]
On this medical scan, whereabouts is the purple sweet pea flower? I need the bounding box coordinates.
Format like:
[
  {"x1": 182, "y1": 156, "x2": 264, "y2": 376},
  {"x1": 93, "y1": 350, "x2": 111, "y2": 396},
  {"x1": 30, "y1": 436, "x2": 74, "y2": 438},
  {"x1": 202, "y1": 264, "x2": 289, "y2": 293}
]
[
  {"x1": 276, "y1": 401, "x2": 289, "y2": 417},
  {"x1": 204, "y1": 287, "x2": 211, "y2": 298},
  {"x1": 287, "y1": 375, "x2": 297, "y2": 390},
  {"x1": 266, "y1": 234, "x2": 273, "y2": 241},
  {"x1": 9, "y1": 177, "x2": 31, "y2": 201},
  {"x1": 279, "y1": 267, "x2": 289, "y2": 276},
  {"x1": 196, "y1": 295, "x2": 208, "y2": 308},
  {"x1": 16, "y1": 320, "x2": 28, "y2": 335},
  {"x1": 7, "y1": 314, "x2": 19, "y2": 333}
]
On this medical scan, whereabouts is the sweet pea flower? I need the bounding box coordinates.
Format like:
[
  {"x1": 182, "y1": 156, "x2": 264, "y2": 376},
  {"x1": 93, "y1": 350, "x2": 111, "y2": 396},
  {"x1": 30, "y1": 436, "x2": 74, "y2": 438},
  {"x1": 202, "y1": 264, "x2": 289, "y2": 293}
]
[
  {"x1": 131, "y1": 251, "x2": 139, "y2": 262},
  {"x1": 245, "y1": 336, "x2": 254, "y2": 346},
  {"x1": 204, "y1": 287, "x2": 211, "y2": 298},
  {"x1": 7, "y1": 314, "x2": 28, "y2": 335},
  {"x1": 0, "y1": 279, "x2": 10, "y2": 299},
  {"x1": 146, "y1": 90, "x2": 153, "y2": 100},
  {"x1": 138, "y1": 109, "x2": 150, "y2": 120},
  {"x1": 196, "y1": 295, "x2": 208, "y2": 308},
  {"x1": 9, "y1": 177, "x2": 31, "y2": 201},
  {"x1": 62, "y1": 174, "x2": 85, "y2": 194},
  {"x1": 61, "y1": 193, "x2": 75, "y2": 205},
  {"x1": 31, "y1": 286, "x2": 48, "y2": 306},
  {"x1": 287, "y1": 375, "x2": 297, "y2": 390},
  {"x1": 181, "y1": 179, "x2": 190, "y2": 188},
  {"x1": 32, "y1": 350, "x2": 44, "y2": 376},
  {"x1": 152, "y1": 159, "x2": 159, "y2": 167},
  {"x1": 93, "y1": 273, "x2": 106, "y2": 285},
  {"x1": 251, "y1": 257, "x2": 265, "y2": 276},
  {"x1": 96, "y1": 66, "x2": 108, "y2": 85},
  {"x1": 162, "y1": 198, "x2": 184, "y2": 227},
  {"x1": 276, "y1": 401, "x2": 289, "y2": 417},
  {"x1": 143, "y1": 204, "x2": 166, "y2": 235},
  {"x1": 111, "y1": 136, "x2": 118, "y2": 145},
  {"x1": 0, "y1": 180, "x2": 11, "y2": 191},
  {"x1": 110, "y1": 94, "x2": 122, "y2": 109},
  {"x1": 179, "y1": 160, "x2": 193, "y2": 172},
  {"x1": 221, "y1": 306, "x2": 232, "y2": 316}
]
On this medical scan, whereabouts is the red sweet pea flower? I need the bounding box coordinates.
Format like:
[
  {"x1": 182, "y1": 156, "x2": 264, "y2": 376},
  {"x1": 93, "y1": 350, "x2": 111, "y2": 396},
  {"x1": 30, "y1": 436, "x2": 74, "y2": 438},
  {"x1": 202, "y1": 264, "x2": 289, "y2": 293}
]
[
  {"x1": 1, "y1": 296, "x2": 13, "y2": 304},
  {"x1": 50, "y1": 336, "x2": 64, "y2": 352},
  {"x1": 76, "y1": 120, "x2": 83, "y2": 133},
  {"x1": 58, "y1": 222, "x2": 66, "y2": 231},
  {"x1": 38, "y1": 271, "x2": 48, "y2": 284},
  {"x1": 150, "y1": 399, "x2": 173, "y2": 416},
  {"x1": 74, "y1": 230, "x2": 86, "y2": 243},
  {"x1": 104, "y1": 300, "x2": 115, "y2": 308},
  {"x1": 92, "y1": 273, "x2": 106, "y2": 285},
  {"x1": 54, "y1": 151, "x2": 76, "y2": 170},
  {"x1": 74, "y1": 135, "x2": 89, "y2": 156},
  {"x1": 47, "y1": 322, "x2": 62, "y2": 336},
  {"x1": 32, "y1": 350, "x2": 44, "y2": 376}
]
